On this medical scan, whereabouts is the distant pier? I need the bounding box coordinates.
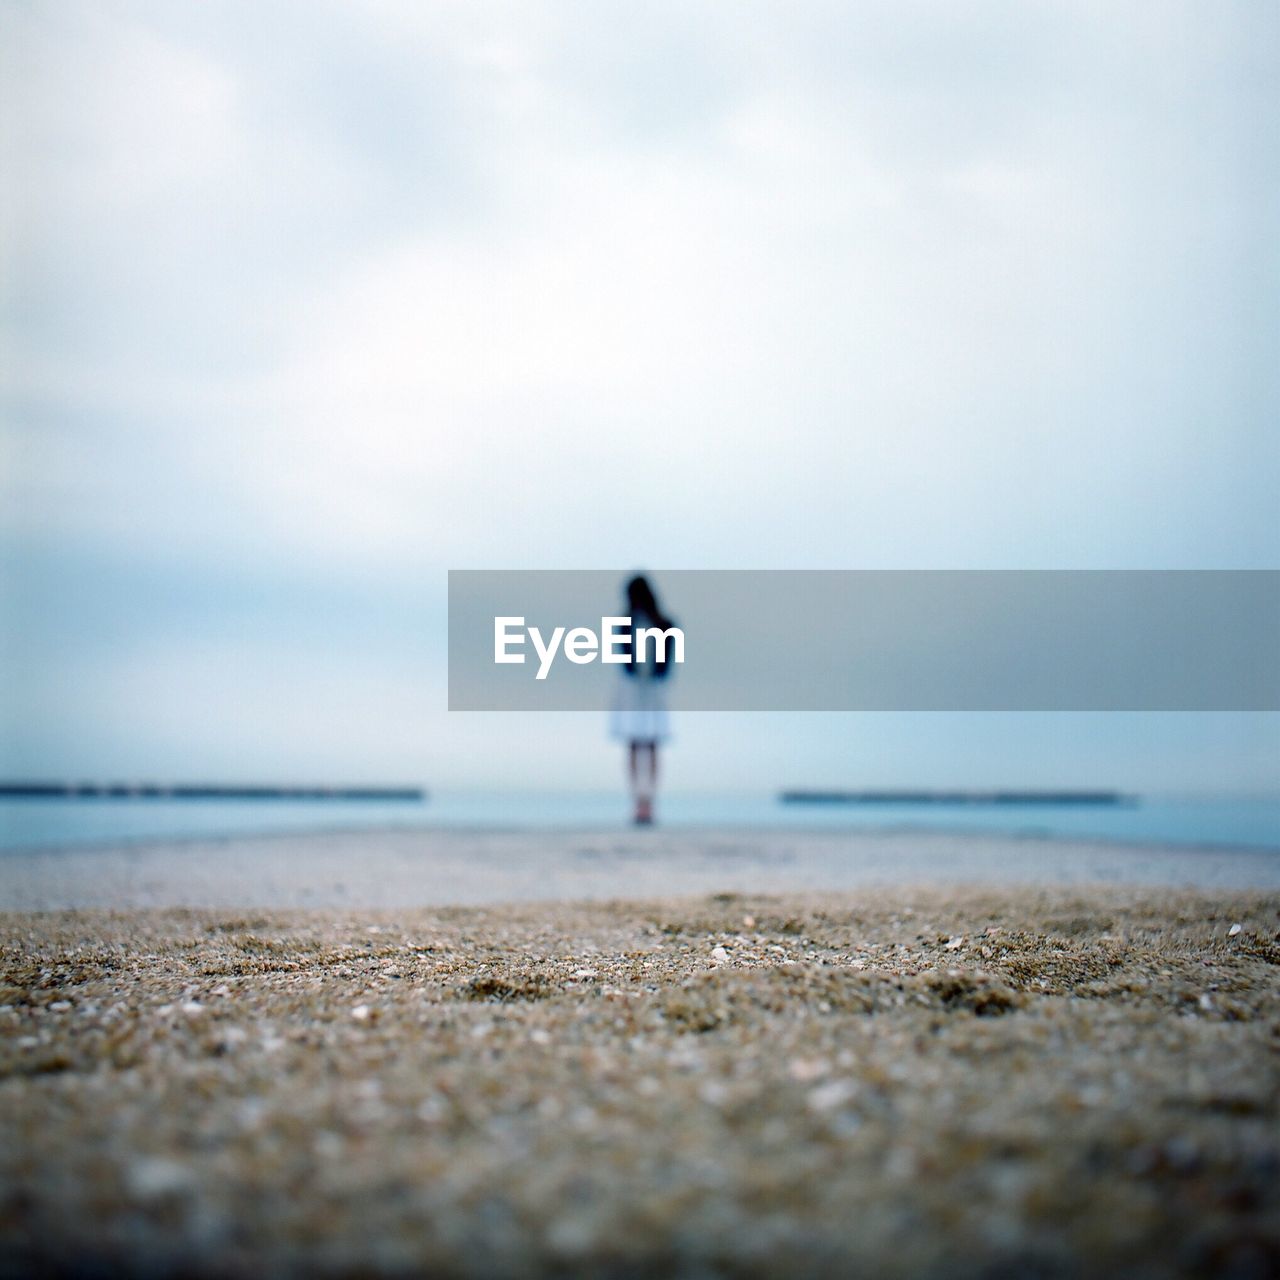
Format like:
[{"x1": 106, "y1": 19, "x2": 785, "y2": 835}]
[
  {"x1": 0, "y1": 782, "x2": 427, "y2": 801},
  {"x1": 779, "y1": 789, "x2": 1133, "y2": 807}
]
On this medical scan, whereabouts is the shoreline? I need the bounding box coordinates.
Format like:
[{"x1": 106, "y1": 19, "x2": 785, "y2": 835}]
[{"x1": 4, "y1": 817, "x2": 1280, "y2": 859}]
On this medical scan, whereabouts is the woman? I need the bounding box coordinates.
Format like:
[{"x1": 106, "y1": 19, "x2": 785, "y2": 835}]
[{"x1": 609, "y1": 574, "x2": 674, "y2": 825}]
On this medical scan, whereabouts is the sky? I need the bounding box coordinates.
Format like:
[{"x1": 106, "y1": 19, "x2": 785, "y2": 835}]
[{"x1": 2, "y1": 1, "x2": 1278, "y2": 794}]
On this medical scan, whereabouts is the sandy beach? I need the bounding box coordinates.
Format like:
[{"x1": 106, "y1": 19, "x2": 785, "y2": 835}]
[
  {"x1": 2, "y1": 825, "x2": 1278, "y2": 911},
  {"x1": 2, "y1": 831, "x2": 1278, "y2": 1277}
]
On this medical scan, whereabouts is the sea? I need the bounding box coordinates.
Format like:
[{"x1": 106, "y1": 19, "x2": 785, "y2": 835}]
[{"x1": 1, "y1": 792, "x2": 1278, "y2": 853}]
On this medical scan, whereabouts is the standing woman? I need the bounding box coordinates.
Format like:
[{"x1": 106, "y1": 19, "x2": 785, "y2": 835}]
[{"x1": 610, "y1": 574, "x2": 674, "y2": 825}]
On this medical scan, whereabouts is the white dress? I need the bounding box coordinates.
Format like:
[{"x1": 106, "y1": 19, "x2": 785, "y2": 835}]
[
  {"x1": 609, "y1": 665, "x2": 672, "y2": 743},
  {"x1": 609, "y1": 615, "x2": 672, "y2": 743}
]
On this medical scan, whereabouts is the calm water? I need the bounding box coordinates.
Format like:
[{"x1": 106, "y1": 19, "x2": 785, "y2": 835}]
[{"x1": 1, "y1": 792, "x2": 1278, "y2": 852}]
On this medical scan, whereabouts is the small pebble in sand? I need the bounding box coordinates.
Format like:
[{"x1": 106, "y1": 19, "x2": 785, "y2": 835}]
[
  {"x1": 314, "y1": 1132, "x2": 345, "y2": 1160},
  {"x1": 742, "y1": 915, "x2": 757, "y2": 928},
  {"x1": 216, "y1": 1026, "x2": 248, "y2": 1051},
  {"x1": 128, "y1": 1158, "x2": 195, "y2": 1200},
  {"x1": 351, "y1": 1004, "x2": 371, "y2": 1021},
  {"x1": 1228, "y1": 923, "x2": 1242, "y2": 936},
  {"x1": 789, "y1": 1057, "x2": 830, "y2": 1083},
  {"x1": 808, "y1": 1079, "x2": 858, "y2": 1112},
  {"x1": 711, "y1": 945, "x2": 730, "y2": 962}
]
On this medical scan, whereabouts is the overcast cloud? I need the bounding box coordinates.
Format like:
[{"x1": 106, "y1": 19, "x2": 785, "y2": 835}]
[{"x1": 2, "y1": 1, "x2": 1277, "y2": 790}]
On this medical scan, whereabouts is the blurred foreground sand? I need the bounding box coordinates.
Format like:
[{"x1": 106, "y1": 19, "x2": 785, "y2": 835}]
[
  {"x1": 2, "y1": 884, "x2": 1278, "y2": 1277},
  {"x1": 3, "y1": 826, "x2": 1278, "y2": 910}
]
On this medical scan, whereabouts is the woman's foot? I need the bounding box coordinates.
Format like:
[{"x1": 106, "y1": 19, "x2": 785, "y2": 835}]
[{"x1": 633, "y1": 797, "x2": 653, "y2": 826}]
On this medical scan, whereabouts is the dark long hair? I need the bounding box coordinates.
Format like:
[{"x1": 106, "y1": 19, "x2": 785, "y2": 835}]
[
  {"x1": 623, "y1": 574, "x2": 675, "y2": 678},
  {"x1": 626, "y1": 574, "x2": 672, "y2": 631}
]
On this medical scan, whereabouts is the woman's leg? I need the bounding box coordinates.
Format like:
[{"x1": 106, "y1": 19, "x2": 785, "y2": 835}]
[
  {"x1": 635, "y1": 742, "x2": 657, "y2": 823},
  {"x1": 628, "y1": 740, "x2": 650, "y2": 823}
]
